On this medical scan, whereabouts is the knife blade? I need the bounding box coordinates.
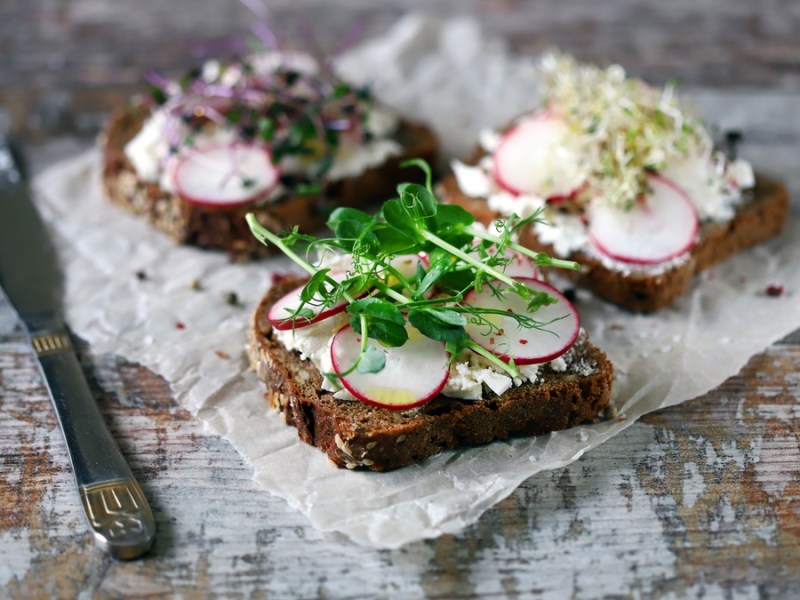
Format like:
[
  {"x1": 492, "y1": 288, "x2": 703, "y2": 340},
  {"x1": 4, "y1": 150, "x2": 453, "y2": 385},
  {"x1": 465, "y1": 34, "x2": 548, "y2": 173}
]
[{"x1": 0, "y1": 137, "x2": 156, "y2": 560}]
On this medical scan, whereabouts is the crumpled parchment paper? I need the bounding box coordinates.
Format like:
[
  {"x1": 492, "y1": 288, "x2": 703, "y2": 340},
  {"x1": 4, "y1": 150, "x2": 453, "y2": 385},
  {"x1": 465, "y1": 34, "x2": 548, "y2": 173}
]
[{"x1": 31, "y1": 15, "x2": 800, "y2": 548}]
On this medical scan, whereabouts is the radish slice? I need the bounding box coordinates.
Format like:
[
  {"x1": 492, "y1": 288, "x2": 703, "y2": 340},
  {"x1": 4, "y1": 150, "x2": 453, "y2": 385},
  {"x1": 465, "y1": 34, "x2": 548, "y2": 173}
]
[
  {"x1": 588, "y1": 174, "x2": 699, "y2": 264},
  {"x1": 488, "y1": 246, "x2": 541, "y2": 280},
  {"x1": 173, "y1": 142, "x2": 279, "y2": 207},
  {"x1": 331, "y1": 325, "x2": 449, "y2": 410},
  {"x1": 267, "y1": 273, "x2": 350, "y2": 331},
  {"x1": 545, "y1": 182, "x2": 585, "y2": 205},
  {"x1": 390, "y1": 253, "x2": 428, "y2": 280},
  {"x1": 464, "y1": 277, "x2": 580, "y2": 365},
  {"x1": 493, "y1": 112, "x2": 585, "y2": 199},
  {"x1": 386, "y1": 253, "x2": 429, "y2": 285}
]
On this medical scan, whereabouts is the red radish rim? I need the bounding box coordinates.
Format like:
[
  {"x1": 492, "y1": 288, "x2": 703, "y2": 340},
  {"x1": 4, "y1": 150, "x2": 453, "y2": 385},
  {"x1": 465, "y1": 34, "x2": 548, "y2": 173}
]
[
  {"x1": 267, "y1": 273, "x2": 355, "y2": 331},
  {"x1": 588, "y1": 173, "x2": 699, "y2": 265},
  {"x1": 267, "y1": 287, "x2": 348, "y2": 330},
  {"x1": 488, "y1": 246, "x2": 542, "y2": 280},
  {"x1": 330, "y1": 324, "x2": 450, "y2": 411},
  {"x1": 464, "y1": 277, "x2": 581, "y2": 365},
  {"x1": 173, "y1": 141, "x2": 280, "y2": 208},
  {"x1": 491, "y1": 112, "x2": 583, "y2": 200},
  {"x1": 545, "y1": 181, "x2": 586, "y2": 205}
]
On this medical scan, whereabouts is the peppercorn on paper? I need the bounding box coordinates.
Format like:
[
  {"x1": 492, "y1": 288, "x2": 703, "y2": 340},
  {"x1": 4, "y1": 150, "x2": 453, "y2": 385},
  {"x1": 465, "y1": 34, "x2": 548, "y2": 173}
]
[{"x1": 32, "y1": 15, "x2": 800, "y2": 548}]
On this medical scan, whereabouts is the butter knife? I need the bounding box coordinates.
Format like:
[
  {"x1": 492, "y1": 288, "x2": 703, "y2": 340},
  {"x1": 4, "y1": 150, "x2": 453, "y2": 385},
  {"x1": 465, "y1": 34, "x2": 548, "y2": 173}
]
[{"x1": 0, "y1": 138, "x2": 156, "y2": 560}]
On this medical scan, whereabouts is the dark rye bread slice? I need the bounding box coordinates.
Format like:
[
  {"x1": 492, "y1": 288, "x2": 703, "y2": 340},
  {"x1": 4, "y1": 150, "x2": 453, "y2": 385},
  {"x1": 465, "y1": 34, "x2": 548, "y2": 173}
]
[
  {"x1": 247, "y1": 276, "x2": 614, "y2": 471},
  {"x1": 440, "y1": 172, "x2": 789, "y2": 312},
  {"x1": 101, "y1": 104, "x2": 438, "y2": 260}
]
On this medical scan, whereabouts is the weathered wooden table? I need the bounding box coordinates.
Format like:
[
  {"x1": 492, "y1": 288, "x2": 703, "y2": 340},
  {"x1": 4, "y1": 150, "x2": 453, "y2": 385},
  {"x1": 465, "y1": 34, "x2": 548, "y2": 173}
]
[{"x1": 2, "y1": 1, "x2": 800, "y2": 597}]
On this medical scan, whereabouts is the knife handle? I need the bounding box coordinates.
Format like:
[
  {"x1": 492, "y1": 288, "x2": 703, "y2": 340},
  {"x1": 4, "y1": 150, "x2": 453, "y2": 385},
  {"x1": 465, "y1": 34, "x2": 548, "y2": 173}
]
[{"x1": 31, "y1": 329, "x2": 156, "y2": 560}]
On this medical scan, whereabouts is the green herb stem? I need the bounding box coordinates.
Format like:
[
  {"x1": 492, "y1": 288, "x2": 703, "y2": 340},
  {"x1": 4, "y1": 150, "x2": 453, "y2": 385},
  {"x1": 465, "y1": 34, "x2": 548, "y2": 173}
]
[
  {"x1": 464, "y1": 340, "x2": 520, "y2": 379},
  {"x1": 247, "y1": 214, "x2": 357, "y2": 303},
  {"x1": 400, "y1": 294, "x2": 464, "y2": 309},
  {"x1": 372, "y1": 281, "x2": 412, "y2": 306},
  {"x1": 465, "y1": 226, "x2": 580, "y2": 271},
  {"x1": 419, "y1": 230, "x2": 519, "y2": 290},
  {"x1": 247, "y1": 215, "x2": 316, "y2": 276}
]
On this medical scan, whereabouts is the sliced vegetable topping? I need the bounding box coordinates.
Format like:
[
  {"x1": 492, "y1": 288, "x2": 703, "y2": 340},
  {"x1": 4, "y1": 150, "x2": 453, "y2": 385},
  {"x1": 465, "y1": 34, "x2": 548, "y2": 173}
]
[
  {"x1": 331, "y1": 324, "x2": 449, "y2": 410},
  {"x1": 267, "y1": 272, "x2": 351, "y2": 331},
  {"x1": 464, "y1": 277, "x2": 580, "y2": 365},
  {"x1": 587, "y1": 174, "x2": 699, "y2": 264},
  {"x1": 248, "y1": 160, "x2": 583, "y2": 408},
  {"x1": 173, "y1": 143, "x2": 279, "y2": 206},
  {"x1": 489, "y1": 245, "x2": 542, "y2": 280},
  {"x1": 492, "y1": 112, "x2": 586, "y2": 199}
]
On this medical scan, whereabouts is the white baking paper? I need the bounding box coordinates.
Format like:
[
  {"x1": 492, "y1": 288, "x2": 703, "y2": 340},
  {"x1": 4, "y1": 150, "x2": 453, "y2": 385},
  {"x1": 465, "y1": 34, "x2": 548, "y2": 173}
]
[{"x1": 32, "y1": 15, "x2": 800, "y2": 548}]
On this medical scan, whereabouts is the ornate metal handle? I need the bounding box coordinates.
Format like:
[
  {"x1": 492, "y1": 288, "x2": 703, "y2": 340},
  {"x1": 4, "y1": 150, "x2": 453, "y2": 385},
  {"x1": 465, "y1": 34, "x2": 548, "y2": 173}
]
[{"x1": 32, "y1": 329, "x2": 156, "y2": 559}]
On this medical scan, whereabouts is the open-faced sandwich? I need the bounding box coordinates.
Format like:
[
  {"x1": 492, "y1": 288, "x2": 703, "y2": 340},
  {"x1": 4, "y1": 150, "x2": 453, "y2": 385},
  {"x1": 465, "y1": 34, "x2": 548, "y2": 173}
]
[
  {"x1": 246, "y1": 161, "x2": 613, "y2": 471},
  {"x1": 441, "y1": 52, "x2": 789, "y2": 312},
  {"x1": 101, "y1": 50, "x2": 437, "y2": 259}
]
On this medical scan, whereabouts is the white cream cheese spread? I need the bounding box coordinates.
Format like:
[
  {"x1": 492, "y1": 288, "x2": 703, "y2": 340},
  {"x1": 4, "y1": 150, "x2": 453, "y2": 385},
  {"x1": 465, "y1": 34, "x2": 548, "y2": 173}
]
[{"x1": 273, "y1": 315, "x2": 593, "y2": 403}]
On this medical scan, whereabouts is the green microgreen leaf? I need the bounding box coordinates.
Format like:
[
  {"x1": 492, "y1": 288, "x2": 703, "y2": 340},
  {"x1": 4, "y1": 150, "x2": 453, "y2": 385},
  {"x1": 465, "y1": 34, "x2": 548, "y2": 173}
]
[
  {"x1": 332, "y1": 83, "x2": 352, "y2": 98},
  {"x1": 280, "y1": 305, "x2": 314, "y2": 322},
  {"x1": 226, "y1": 109, "x2": 242, "y2": 124},
  {"x1": 347, "y1": 298, "x2": 408, "y2": 347},
  {"x1": 408, "y1": 308, "x2": 468, "y2": 343},
  {"x1": 294, "y1": 182, "x2": 322, "y2": 196},
  {"x1": 150, "y1": 85, "x2": 168, "y2": 106},
  {"x1": 435, "y1": 203, "x2": 475, "y2": 229},
  {"x1": 356, "y1": 345, "x2": 385, "y2": 374},
  {"x1": 328, "y1": 207, "x2": 373, "y2": 229},
  {"x1": 259, "y1": 118, "x2": 275, "y2": 141},
  {"x1": 373, "y1": 226, "x2": 418, "y2": 255},
  {"x1": 178, "y1": 67, "x2": 201, "y2": 91},
  {"x1": 300, "y1": 268, "x2": 333, "y2": 303},
  {"x1": 328, "y1": 208, "x2": 380, "y2": 253},
  {"x1": 288, "y1": 116, "x2": 317, "y2": 145},
  {"x1": 398, "y1": 182, "x2": 437, "y2": 218},
  {"x1": 415, "y1": 254, "x2": 452, "y2": 299},
  {"x1": 382, "y1": 198, "x2": 422, "y2": 241}
]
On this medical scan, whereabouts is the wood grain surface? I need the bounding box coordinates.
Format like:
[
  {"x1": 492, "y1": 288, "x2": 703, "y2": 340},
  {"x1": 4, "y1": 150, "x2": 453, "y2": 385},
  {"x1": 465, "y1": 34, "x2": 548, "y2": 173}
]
[{"x1": 2, "y1": 1, "x2": 800, "y2": 598}]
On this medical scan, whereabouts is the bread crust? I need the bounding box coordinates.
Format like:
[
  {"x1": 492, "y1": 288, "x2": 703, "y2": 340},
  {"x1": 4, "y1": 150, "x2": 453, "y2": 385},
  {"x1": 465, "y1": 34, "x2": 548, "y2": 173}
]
[
  {"x1": 100, "y1": 104, "x2": 438, "y2": 260},
  {"x1": 247, "y1": 276, "x2": 614, "y2": 471},
  {"x1": 440, "y1": 172, "x2": 789, "y2": 312}
]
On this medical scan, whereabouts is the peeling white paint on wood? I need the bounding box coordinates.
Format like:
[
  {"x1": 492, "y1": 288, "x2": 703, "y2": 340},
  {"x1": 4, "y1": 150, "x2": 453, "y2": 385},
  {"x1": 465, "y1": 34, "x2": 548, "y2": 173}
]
[{"x1": 3, "y1": 1, "x2": 800, "y2": 596}]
